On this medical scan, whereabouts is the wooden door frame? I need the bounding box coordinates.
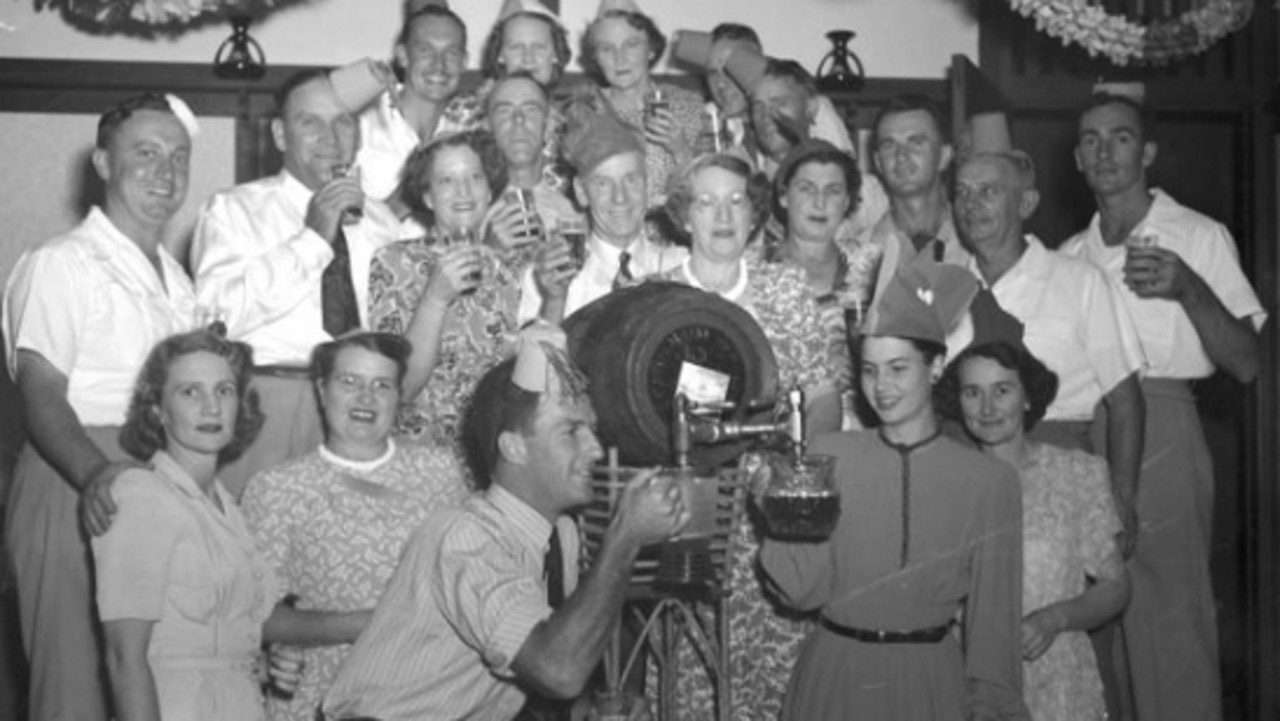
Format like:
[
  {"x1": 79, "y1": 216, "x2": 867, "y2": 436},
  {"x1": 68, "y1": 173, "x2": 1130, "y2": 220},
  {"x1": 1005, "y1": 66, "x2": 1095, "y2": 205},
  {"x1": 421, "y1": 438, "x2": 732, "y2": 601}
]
[{"x1": 978, "y1": 5, "x2": 1279, "y2": 718}]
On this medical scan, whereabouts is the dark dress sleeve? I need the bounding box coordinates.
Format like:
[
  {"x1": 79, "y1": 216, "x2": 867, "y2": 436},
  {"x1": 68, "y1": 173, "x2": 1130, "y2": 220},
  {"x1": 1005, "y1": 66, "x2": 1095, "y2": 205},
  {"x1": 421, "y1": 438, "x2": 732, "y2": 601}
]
[{"x1": 964, "y1": 463, "x2": 1032, "y2": 720}]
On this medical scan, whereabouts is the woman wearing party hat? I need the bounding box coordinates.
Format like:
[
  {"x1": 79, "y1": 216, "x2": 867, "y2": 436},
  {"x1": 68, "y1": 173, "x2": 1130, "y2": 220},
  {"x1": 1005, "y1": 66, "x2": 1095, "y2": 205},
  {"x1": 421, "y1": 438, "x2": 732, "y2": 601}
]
[{"x1": 759, "y1": 263, "x2": 1030, "y2": 720}]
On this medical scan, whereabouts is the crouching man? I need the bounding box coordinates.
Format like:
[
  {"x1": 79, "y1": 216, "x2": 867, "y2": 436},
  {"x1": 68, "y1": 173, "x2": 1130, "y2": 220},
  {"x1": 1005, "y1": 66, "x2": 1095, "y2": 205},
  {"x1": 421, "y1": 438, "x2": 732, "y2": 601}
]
[{"x1": 322, "y1": 324, "x2": 687, "y2": 720}]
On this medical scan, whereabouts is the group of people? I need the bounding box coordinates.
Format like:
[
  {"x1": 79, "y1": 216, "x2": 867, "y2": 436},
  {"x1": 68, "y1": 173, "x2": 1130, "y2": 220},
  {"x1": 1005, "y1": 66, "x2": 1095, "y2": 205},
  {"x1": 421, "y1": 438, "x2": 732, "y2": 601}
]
[{"x1": 0, "y1": 0, "x2": 1266, "y2": 719}]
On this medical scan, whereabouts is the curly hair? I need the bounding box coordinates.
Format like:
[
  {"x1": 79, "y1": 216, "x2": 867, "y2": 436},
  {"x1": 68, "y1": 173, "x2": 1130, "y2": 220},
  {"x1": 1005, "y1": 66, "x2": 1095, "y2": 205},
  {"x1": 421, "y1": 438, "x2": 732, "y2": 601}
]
[
  {"x1": 579, "y1": 10, "x2": 667, "y2": 86},
  {"x1": 663, "y1": 153, "x2": 771, "y2": 245},
  {"x1": 772, "y1": 140, "x2": 863, "y2": 226},
  {"x1": 400, "y1": 128, "x2": 509, "y2": 224},
  {"x1": 310, "y1": 332, "x2": 413, "y2": 386},
  {"x1": 119, "y1": 330, "x2": 264, "y2": 467},
  {"x1": 480, "y1": 12, "x2": 573, "y2": 82},
  {"x1": 936, "y1": 340, "x2": 1059, "y2": 434}
]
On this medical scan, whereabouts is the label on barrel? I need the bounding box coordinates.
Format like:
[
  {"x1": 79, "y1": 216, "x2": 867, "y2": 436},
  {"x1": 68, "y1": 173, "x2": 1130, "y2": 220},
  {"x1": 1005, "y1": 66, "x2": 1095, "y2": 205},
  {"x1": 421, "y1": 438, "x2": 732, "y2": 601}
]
[{"x1": 676, "y1": 362, "x2": 730, "y2": 405}]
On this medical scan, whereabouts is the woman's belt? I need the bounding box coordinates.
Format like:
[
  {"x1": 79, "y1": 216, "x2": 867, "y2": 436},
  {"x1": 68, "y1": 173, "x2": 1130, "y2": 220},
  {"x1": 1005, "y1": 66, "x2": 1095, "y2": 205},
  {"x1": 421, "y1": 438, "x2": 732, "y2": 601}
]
[{"x1": 819, "y1": 615, "x2": 952, "y2": 644}]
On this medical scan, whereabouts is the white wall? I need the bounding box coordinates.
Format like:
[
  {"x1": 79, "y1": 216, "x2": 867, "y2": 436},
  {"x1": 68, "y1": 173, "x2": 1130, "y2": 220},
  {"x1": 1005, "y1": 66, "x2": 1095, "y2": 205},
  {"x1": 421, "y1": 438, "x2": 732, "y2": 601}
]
[{"x1": 0, "y1": 0, "x2": 978, "y2": 79}]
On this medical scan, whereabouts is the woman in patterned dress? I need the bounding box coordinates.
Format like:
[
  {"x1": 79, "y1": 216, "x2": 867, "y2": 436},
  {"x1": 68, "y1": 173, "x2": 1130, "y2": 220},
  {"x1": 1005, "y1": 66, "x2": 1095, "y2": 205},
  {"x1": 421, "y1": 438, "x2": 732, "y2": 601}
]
[
  {"x1": 93, "y1": 330, "x2": 282, "y2": 721},
  {"x1": 241, "y1": 332, "x2": 469, "y2": 721},
  {"x1": 580, "y1": 0, "x2": 703, "y2": 207},
  {"x1": 648, "y1": 153, "x2": 845, "y2": 719},
  {"x1": 368, "y1": 129, "x2": 533, "y2": 449},
  {"x1": 943, "y1": 340, "x2": 1130, "y2": 721},
  {"x1": 764, "y1": 140, "x2": 884, "y2": 424}
]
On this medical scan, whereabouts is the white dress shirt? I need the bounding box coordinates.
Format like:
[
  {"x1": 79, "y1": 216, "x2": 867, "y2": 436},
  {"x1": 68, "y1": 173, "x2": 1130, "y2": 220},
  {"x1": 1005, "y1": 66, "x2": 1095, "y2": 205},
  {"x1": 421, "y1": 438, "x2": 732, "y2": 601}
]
[
  {"x1": 191, "y1": 171, "x2": 398, "y2": 366},
  {"x1": 517, "y1": 232, "x2": 688, "y2": 325},
  {"x1": 3, "y1": 208, "x2": 196, "y2": 425},
  {"x1": 1061, "y1": 189, "x2": 1266, "y2": 379},
  {"x1": 970, "y1": 236, "x2": 1146, "y2": 422},
  {"x1": 356, "y1": 88, "x2": 480, "y2": 204}
]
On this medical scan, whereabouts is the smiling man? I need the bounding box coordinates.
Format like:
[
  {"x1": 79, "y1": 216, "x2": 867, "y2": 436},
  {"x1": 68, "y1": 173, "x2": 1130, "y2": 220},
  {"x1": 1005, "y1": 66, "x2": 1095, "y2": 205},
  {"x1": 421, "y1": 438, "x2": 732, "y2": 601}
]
[
  {"x1": 191, "y1": 69, "x2": 400, "y2": 497},
  {"x1": 955, "y1": 150, "x2": 1146, "y2": 564},
  {"x1": 322, "y1": 325, "x2": 688, "y2": 721},
  {"x1": 1059, "y1": 93, "x2": 1265, "y2": 721},
  {"x1": 3, "y1": 92, "x2": 199, "y2": 721},
  {"x1": 358, "y1": 1, "x2": 476, "y2": 211},
  {"x1": 516, "y1": 107, "x2": 686, "y2": 325}
]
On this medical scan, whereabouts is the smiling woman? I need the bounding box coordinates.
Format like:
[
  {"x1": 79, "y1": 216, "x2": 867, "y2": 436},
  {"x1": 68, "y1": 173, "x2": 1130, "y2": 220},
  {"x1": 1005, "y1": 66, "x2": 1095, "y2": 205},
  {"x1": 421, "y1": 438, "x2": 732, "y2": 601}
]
[
  {"x1": 240, "y1": 331, "x2": 469, "y2": 721},
  {"x1": 366, "y1": 129, "x2": 534, "y2": 452}
]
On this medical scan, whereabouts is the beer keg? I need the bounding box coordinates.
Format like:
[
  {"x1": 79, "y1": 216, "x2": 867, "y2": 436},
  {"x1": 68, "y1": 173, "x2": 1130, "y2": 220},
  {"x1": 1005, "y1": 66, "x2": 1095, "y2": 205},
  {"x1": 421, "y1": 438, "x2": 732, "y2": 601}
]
[{"x1": 564, "y1": 281, "x2": 779, "y2": 470}]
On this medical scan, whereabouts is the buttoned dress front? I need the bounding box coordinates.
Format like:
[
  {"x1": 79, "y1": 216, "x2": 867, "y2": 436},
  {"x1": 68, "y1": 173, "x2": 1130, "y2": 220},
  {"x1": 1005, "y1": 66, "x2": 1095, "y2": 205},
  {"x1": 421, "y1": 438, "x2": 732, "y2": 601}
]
[{"x1": 93, "y1": 451, "x2": 278, "y2": 721}]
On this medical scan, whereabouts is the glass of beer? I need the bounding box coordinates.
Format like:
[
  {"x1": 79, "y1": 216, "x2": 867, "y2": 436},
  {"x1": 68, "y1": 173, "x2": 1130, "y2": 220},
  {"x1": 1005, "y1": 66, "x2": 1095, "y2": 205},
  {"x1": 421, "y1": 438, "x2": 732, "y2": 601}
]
[{"x1": 555, "y1": 217, "x2": 589, "y2": 272}]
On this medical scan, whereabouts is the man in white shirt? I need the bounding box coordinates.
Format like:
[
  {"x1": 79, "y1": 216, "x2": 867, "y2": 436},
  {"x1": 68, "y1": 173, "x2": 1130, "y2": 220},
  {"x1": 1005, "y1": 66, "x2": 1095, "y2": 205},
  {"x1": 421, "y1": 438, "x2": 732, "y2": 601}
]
[
  {"x1": 517, "y1": 108, "x2": 686, "y2": 325},
  {"x1": 192, "y1": 69, "x2": 399, "y2": 497},
  {"x1": 3, "y1": 93, "x2": 199, "y2": 721},
  {"x1": 1061, "y1": 94, "x2": 1264, "y2": 721},
  {"x1": 358, "y1": 1, "x2": 472, "y2": 212},
  {"x1": 323, "y1": 326, "x2": 687, "y2": 720},
  {"x1": 954, "y1": 150, "x2": 1146, "y2": 549}
]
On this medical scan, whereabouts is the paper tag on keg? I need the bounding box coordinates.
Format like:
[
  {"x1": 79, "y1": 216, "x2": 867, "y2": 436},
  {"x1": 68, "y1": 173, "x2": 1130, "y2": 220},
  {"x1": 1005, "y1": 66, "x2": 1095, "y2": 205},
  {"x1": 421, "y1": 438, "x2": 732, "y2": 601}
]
[{"x1": 676, "y1": 362, "x2": 730, "y2": 405}]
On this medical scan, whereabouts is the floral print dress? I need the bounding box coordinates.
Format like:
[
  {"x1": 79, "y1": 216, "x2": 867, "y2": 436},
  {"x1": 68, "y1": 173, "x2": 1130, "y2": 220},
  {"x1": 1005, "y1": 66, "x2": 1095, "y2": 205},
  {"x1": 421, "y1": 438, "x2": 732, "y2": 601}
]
[
  {"x1": 650, "y1": 257, "x2": 845, "y2": 720},
  {"x1": 1020, "y1": 443, "x2": 1124, "y2": 721},
  {"x1": 368, "y1": 237, "x2": 532, "y2": 450}
]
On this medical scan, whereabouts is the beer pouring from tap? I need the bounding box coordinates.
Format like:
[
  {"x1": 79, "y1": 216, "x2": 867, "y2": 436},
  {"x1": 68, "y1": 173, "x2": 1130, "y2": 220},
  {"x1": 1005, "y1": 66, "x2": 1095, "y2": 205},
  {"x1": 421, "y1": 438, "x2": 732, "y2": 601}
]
[{"x1": 671, "y1": 388, "x2": 840, "y2": 541}]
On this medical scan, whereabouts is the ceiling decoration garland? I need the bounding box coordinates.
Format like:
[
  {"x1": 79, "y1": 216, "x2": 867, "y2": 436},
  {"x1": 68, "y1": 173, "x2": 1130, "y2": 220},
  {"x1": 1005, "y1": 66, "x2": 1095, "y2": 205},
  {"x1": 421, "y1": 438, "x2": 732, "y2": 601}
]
[
  {"x1": 1004, "y1": 0, "x2": 1254, "y2": 66},
  {"x1": 34, "y1": 0, "x2": 309, "y2": 31}
]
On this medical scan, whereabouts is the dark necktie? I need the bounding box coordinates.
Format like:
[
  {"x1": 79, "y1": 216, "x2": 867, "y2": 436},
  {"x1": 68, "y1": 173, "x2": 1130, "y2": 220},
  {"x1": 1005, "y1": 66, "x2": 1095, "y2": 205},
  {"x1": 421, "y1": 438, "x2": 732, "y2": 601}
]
[
  {"x1": 910, "y1": 232, "x2": 945, "y2": 263},
  {"x1": 321, "y1": 227, "x2": 361, "y2": 337},
  {"x1": 544, "y1": 527, "x2": 566, "y2": 609},
  {"x1": 613, "y1": 251, "x2": 633, "y2": 291}
]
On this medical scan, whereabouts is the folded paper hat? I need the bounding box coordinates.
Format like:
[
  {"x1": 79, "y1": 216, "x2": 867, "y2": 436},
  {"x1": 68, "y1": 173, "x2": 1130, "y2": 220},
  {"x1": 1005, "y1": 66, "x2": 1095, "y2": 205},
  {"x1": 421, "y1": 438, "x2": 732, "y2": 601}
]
[
  {"x1": 966, "y1": 288, "x2": 1026, "y2": 351},
  {"x1": 329, "y1": 58, "x2": 393, "y2": 114},
  {"x1": 512, "y1": 321, "x2": 588, "y2": 402},
  {"x1": 970, "y1": 111, "x2": 1012, "y2": 154},
  {"x1": 867, "y1": 260, "x2": 979, "y2": 346},
  {"x1": 1093, "y1": 81, "x2": 1145, "y2": 103},
  {"x1": 671, "y1": 30, "x2": 714, "y2": 69},
  {"x1": 497, "y1": 0, "x2": 559, "y2": 23},
  {"x1": 406, "y1": 0, "x2": 449, "y2": 13},
  {"x1": 597, "y1": 0, "x2": 642, "y2": 16},
  {"x1": 163, "y1": 93, "x2": 200, "y2": 140},
  {"x1": 563, "y1": 102, "x2": 643, "y2": 175},
  {"x1": 722, "y1": 45, "x2": 768, "y2": 95}
]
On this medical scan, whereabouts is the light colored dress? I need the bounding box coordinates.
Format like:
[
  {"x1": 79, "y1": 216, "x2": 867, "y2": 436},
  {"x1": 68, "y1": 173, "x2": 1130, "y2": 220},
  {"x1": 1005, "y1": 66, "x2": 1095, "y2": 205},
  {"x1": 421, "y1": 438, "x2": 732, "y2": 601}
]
[
  {"x1": 760, "y1": 431, "x2": 1028, "y2": 721},
  {"x1": 368, "y1": 238, "x2": 534, "y2": 449},
  {"x1": 241, "y1": 440, "x2": 469, "y2": 721},
  {"x1": 1019, "y1": 443, "x2": 1123, "y2": 721},
  {"x1": 93, "y1": 451, "x2": 277, "y2": 721},
  {"x1": 650, "y1": 257, "x2": 844, "y2": 719}
]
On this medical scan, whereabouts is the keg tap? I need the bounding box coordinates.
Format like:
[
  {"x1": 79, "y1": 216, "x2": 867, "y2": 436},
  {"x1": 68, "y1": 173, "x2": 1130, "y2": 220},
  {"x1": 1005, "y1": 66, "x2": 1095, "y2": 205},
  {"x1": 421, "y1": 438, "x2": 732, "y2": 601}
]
[{"x1": 671, "y1": 387, "x2": 806, "y2": 468}]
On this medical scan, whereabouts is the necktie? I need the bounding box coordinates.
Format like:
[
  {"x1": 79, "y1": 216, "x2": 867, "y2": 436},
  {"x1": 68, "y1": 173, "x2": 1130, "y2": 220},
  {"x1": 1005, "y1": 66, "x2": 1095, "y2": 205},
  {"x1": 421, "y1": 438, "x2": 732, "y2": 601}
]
[
  {"x1": 544, "y1": 527, "x2": 565, "y2": 609},
  {"x1": 321, "y1": 226, "x2": 361, "y2": 337},
  {"x1": 613, "y1": 251, "x2": 633, "y2": 291}
]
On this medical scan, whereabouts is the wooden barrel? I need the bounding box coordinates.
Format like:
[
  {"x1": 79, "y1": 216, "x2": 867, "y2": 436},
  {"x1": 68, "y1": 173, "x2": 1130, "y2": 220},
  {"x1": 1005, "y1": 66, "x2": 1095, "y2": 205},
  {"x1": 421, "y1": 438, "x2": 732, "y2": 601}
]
[{"x1": 564, "y1": 281, "x2": 779, "y2": 470}]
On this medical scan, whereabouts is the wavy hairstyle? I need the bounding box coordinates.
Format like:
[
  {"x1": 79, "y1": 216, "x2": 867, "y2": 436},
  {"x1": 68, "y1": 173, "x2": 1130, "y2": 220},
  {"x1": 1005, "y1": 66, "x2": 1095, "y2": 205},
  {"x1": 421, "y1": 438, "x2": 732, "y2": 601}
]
[
  {"x1": 936, "y1": 340, "x2": 1059, "y2": 433},
  {"x1": 480, "y1": 12, "x2": 573, "y2": 82},
  {"x1": 119, "y1": 330, "x2": 263, "y2": 467},
  {"x1": 400, "y1": 129, "x2": 509, "y2": 225},
  {"x1": 579, "y1": 10, "x2": 667, "y2": 85},
  {"x1": 663, "y1": 153, "x2": 771, "y2": 245}
]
